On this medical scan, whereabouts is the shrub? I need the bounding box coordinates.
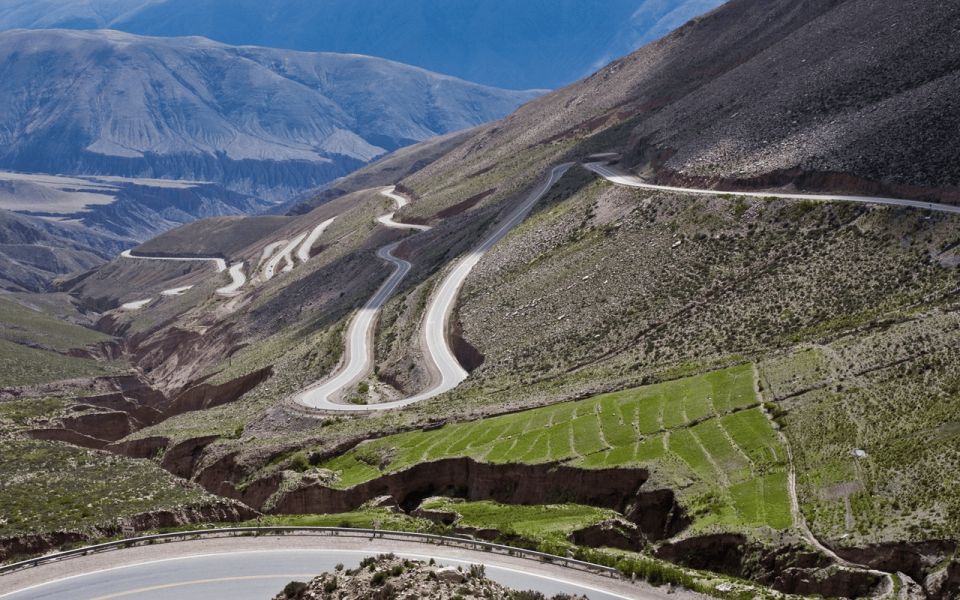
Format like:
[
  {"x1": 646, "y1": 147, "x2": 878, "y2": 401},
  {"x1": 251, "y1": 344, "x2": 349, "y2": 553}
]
[
  {"x1": 469, "y1": 563, "x2": 486, "y2": 579},
  {"x1": 282, "y1": 581, "x2": 308, "y2": 598},
  {"x1": 289, "y1": 452, "x2": 310, "y2": 472}
]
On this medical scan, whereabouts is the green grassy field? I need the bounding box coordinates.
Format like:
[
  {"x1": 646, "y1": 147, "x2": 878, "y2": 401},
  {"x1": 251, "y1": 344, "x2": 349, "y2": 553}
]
[
  {"x1": 420, "y1": 498, "x2": 616, "y2": 546},
  {"x1": 321, "y1": 364, "x2": 792, "y2": 533}
]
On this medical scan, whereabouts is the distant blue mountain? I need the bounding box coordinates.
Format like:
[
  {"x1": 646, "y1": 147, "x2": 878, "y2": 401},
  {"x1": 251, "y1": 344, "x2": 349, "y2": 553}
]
[{"x1": 0, "y1": 0, "x2": 726, "y2": 89}]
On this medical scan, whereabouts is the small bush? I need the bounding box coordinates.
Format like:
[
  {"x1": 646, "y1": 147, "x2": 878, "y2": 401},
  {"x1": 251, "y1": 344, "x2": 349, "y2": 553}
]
[
  {"x1": 323, "y1": 577, "x2": 338, "y2": 593},
  {"x1": 282, "y1": 581, "x2": 308, "y2": 598}
]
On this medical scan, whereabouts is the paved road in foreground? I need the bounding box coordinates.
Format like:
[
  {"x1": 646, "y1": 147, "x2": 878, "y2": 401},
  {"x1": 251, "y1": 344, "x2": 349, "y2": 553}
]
[{"x1": 0, "y1": 537, "x2": 676, "y2": 600}]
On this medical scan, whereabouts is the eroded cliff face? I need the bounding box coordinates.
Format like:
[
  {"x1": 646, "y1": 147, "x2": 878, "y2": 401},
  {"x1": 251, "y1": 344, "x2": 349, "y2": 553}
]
[
  {"x1": 834, "y1": 540, "x2": 959, "y2": 588},
  {"x1": 0, "y1": 501, "x2": 256, "y2": 563},
  {"x1": 655, "y1": 533, "x2": 884, "y2": 597}
]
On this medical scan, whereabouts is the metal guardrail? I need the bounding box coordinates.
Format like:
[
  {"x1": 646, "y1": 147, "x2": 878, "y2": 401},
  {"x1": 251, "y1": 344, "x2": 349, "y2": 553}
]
[{"x1": 0, "y1": 527, "x2": 624, "y2": 579}]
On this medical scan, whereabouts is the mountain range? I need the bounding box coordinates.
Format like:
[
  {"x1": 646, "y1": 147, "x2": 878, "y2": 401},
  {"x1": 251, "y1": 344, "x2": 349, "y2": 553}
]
[
  {"x1": 0, "y1": 0, "x2": 726, "y2": 89},
  {"x1": 3, "y1": 1, "x2": 960, "y2": 598},
  {"x1": 0, "y1": 29, "x2": 539, "y2": 201}
]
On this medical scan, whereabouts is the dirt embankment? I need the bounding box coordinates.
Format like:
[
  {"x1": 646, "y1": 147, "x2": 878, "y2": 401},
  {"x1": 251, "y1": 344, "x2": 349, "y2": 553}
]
[
  {"x1": 655, "y1": 533, "x2": 883, "y2": 597},
  {"x1": 833, "y1": 540, "x2": 958, "y2": 588},
  {"x1": 0, "y1": 501, "x2": 256, "y2": 563},
  {"x1": 20, "y1": 365, "x2": 270, "y2": 453},
  {"x1": 271, "y1": 458, "x2": 686, "y2": 543}
]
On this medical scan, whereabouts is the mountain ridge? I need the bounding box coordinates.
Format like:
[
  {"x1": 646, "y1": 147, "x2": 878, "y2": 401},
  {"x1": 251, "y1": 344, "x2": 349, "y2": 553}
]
[
  {"x1": 0, "y1": 0, "x2": 726, "y2": 89},
  {"x1": 0, "y1": 28, "x2": 540, "y2": 201}
]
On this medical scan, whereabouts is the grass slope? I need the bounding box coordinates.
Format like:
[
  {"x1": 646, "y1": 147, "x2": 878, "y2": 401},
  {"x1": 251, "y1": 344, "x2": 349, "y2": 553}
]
[
  {"x1": 420, "y1": 497, "x2": 616, "y2": 547},
  {"x1": 322, "y1": 364, "x2": 791, "y2": 533},
  {"x1": 0, "y1": 439, "x2": 214, "y2": 537}
]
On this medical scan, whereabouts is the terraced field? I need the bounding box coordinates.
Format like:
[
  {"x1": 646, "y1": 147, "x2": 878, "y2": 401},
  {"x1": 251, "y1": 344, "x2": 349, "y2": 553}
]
[
  {"x1": 420, "y1": 498, "x2": 618, "y2": 547},
  {"x1": 322, "y1": 364, "x2": 792, "y2": 532}
]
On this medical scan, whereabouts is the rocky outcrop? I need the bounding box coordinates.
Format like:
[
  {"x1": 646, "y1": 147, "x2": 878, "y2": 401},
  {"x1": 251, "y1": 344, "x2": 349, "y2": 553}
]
[
  {"x1": 927, "y1": 558, "x2": 960, "y2": 600},
  {"x1": 656, "y1": 533, "x2": 884, "y2": 598},
  {"x1": 272, "y1": 554, "x2": 587, "y2": 600},
  {"x1": 165, "y1": 367, "x2": 273, "y2": 417},
  {"x1": 108, "y1": 435, "x2": 170, "y2": 460},
  {"x1": 625, "y1": 487, "x2": 690, "y2": 541},
  {"x1": 0, "y1": 532, "x2": 87, "y2": 564},
  {"x1": 192, "y1": 450, "x2": 286, "y2": 509},
  {"x1": 570, "y1": 519, "x2": 642, "y2": 551},
  {"x1": 58, "y1": 410, "x2": 135, "y2": 442},
  {"x1": 158, "y1": 436, "x2": 223, "y2": 479},
  {"x1": 834, "y1": 540, "x2": 958, "y2": 584},
  {"x1": 25, "y1": 428, "x2": 110, "y2": 450}
]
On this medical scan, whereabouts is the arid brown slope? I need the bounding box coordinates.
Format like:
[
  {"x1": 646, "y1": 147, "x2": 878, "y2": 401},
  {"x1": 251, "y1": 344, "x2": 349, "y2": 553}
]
[{"x1": 402, "y1": 0, "x2": 960, "y2": 209}]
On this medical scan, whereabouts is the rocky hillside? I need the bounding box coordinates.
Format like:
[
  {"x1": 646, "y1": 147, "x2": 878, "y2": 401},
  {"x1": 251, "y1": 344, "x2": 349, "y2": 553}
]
[
  {"x1": 0, "y1": 209, "x2": 126, "y2": 292},
  {"x1": 274, "y1": 555, "x2": 587, "y2": 600},
  {"x1": 4, "y1": 0, "x2": 960, "y2": 596},
  {"x1": 0, "y1": 0, "x2": 726, "y2": 89},
  {"x1": 0, "y1": 171, "x2": 270, "y2": 291},
  {"x1": 0, "y1": 29, "x2": 539, "y2": 201},
  {"x1": 403, "y1": 0, "x2": 960, "y2": 205}
]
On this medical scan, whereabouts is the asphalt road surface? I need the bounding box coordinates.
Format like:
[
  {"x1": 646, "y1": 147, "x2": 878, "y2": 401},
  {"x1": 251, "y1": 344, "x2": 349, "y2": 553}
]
[
  {"x1": 119, "y1": 250, "x2": 247, "y2": 297},
  {"x1": 378, "y1": 187, "x2": 432, "y2": 231},
  {"x1": 296, "y1": 218, "x2": 337, "y2": 262},
  {"x1": 585, "y1": 162, "x2": 960, "y2": 215},
  {"x1": 297, "y1": 164, "x2": 573, "y2": 411},
  {"x1": 262, "y1": 232, "x2": 308, "y2": 281},
  {"x1": 0, "y1": 544, "x2": 661, "y2": 600}
]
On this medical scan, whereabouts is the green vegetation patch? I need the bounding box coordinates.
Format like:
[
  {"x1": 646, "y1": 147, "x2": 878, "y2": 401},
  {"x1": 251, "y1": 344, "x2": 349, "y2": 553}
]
[
  {"x1": 0, "y1": 440, "x2": 214, "y2": 537},
  {"x1": 322, "y1": 365, "x2": 791, "y2": 533},
  {"x1": 771, "y1": 315, "x2": 960, "y2": 544},
  {"x1": 0, "y1": 297, "x2": 113, "y2": 352},
  {"x1": 420, "y1": 498, "x2": 616, "y2": 547},
  {"x1": 0, "y1": 397, "x2": 68, "y2": 434},
  {"x1": 241, "y1": 509, "x2": 431, "y2": 532},
  {"x1": 0, "y1": 338, "x2": 126, "y2": 388}
]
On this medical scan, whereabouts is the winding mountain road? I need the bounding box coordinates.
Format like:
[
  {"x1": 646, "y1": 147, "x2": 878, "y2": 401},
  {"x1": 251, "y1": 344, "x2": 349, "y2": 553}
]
[
  {"x1": 262, "y1": 233, "x2": 308, "y2": 281},
  {"x1": 0, "y1": 537, "x2": 670, "y2": 600},
  {"x1": 298, "y1": 165, "x2": 573, "y2": 411},
  {"x1": 121, "y1": 249, "x2": 227, "y2": 272},
  {"x1": 585, "y1": 162, "x2": 960, "y2": 215},
  {"x1": 296, "y1": 218, "x2": 337, "y2": 262},
  {"x1": 119, "y1": 250, "x2": 247, "y2": 299},
  {"x1": 378, "y1": 187, "x2": 432, "y2": 231},
  {"x1": 297, "y1": 158, "x2": 957, "y2": 412}
]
